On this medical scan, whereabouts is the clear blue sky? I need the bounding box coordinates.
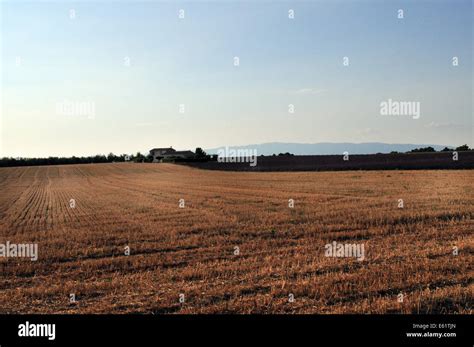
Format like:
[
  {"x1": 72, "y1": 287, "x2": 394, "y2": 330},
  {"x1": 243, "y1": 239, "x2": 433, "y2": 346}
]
[{"x1": 1, "y1": 0, "x2": 472, "y2": 157}]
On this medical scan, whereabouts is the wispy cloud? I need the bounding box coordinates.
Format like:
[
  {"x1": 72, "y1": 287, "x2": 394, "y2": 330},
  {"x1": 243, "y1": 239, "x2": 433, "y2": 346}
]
[
  {"x1": 425, "y1": 122, "x2": 465, "y2": 129},
  {"x1": 291, "y1": 88, "x2": 327, "y2": 95}
]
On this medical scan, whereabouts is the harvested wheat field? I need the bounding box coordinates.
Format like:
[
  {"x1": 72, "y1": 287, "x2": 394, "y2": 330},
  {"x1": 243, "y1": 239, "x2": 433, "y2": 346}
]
[{"x1": 0, "y1": 163, "x2": 472, "y2": 314}]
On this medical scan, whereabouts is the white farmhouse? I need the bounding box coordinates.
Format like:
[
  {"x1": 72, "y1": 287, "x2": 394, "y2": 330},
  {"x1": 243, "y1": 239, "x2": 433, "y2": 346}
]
[{"x1": 149, "y1": 147, "x2": 195, "y2": 162}]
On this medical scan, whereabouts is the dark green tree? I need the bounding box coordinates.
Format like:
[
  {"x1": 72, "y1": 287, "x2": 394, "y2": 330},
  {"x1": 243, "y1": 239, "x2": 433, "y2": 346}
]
[
  {"x1": 455, "y1": 144, "x2": 470, "y2": 151},
  {"x1": 195, "y1": 147, "x2": 207, "y2": 158}
]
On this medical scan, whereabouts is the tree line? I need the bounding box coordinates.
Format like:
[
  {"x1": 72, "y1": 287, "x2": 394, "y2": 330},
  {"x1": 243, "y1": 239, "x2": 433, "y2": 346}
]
[
  {"x1": 0, "y1": 148, "x2": 212, "y2": 167},
  {"x1": 0, "y1": 153, "x2": 143, "y2": 167},
  {"x1": 405, "y1": 144, "x2": 470, "y2": 153},
  {"x1": 0, "y1": 145, "x2": 471, "y2": 167}
]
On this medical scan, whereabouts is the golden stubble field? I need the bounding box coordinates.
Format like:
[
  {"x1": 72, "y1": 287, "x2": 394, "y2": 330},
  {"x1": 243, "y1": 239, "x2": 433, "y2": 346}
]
[{"x1": 0, "y1": 163, "x2": 472, "y2": 313}]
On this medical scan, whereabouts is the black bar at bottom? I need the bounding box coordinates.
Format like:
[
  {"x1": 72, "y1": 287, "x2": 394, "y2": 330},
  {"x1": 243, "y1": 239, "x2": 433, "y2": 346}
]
[{"x1": 0, "y1": 314, "x2": 471, "y2": 346}]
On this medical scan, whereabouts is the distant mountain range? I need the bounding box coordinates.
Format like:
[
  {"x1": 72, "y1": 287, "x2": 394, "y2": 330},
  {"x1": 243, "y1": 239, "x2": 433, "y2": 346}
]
[{"x1": 206, "y1": 142, "x2": 452, "y2": 156}]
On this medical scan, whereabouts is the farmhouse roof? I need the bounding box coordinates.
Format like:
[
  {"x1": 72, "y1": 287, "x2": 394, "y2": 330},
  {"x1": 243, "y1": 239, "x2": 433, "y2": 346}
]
[
  {"x1": 165, "y1": 150, "x2": 195, "y2": 156},
  {"x1": 150, "y1": 147, "x2": 174, "y2": 151}
]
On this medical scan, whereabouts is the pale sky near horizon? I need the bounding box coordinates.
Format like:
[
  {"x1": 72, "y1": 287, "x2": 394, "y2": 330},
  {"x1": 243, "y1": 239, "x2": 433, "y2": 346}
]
[{"x1": 1, "y1": 0, "x2": 472, "y2": 157}]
